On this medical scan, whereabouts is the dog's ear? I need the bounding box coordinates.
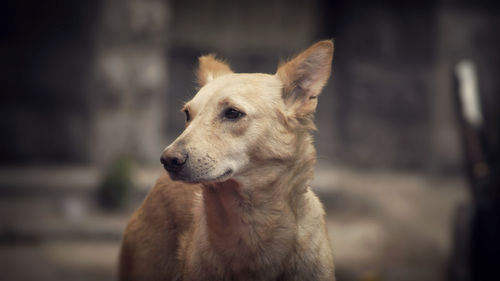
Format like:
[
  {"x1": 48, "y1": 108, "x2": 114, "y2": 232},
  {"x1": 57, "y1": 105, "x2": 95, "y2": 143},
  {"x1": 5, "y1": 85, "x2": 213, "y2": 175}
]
[
  {"x1": 197, "y1": 54, "x2": 233, "y2": 87},
  {"x1": 276, "y1": 40, "x2": 333, "y2": 115}
]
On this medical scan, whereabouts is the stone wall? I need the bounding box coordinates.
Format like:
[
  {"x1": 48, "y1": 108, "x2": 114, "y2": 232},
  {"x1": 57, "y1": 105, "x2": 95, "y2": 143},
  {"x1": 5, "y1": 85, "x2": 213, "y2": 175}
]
[
  {"x1": 88, "y1": 0, "x2": 169, "y2": 165},
  {"x1": 321, "y1": 0, "x2": 444, "y2": 170},
  {"x1": 4, "y1": 0, "x2": 498, "y2": 172},
  {"x1": 1, "y1": 0, "x2": 170, "y2": 165}
]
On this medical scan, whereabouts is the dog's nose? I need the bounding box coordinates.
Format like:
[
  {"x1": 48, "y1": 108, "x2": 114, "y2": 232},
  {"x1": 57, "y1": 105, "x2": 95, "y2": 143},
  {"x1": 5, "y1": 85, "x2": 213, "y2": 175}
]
[{"x1": 160, "y1": 150, "x2": 188, "y2": 172}]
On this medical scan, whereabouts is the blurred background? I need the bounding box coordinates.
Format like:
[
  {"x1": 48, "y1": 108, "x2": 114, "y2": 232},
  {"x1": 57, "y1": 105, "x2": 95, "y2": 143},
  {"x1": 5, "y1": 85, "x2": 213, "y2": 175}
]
[{"x1": 1, "y1": 0, "x2": 499, "y2": 280}]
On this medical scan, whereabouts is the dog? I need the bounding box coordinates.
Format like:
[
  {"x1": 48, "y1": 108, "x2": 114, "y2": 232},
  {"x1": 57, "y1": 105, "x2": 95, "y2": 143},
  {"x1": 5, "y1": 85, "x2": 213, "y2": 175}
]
[{"x1": 119, "y1": 40, "x2": 335, "y2": 281}]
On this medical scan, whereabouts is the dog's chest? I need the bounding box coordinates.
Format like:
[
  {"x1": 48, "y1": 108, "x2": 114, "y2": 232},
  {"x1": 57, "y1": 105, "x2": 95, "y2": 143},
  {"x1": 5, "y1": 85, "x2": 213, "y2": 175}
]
[
  {"x1": 184, "y1": 204, "x2": 296, "y2": 281},
  {"x1": 186, "y1": 236, "x2": 290, "y2": 281}
]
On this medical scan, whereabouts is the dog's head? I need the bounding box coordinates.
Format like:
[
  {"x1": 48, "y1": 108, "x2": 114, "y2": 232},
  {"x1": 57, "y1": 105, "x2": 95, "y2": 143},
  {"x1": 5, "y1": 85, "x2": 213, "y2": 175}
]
[{"x1": 161, "y1": 41, "x2": 333, "y2": 184}]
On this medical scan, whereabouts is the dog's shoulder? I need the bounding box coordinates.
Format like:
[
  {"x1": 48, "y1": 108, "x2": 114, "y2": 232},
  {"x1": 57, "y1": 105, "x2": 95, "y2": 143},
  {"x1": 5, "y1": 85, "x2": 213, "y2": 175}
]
[
  {"x1": 146, "y1": 173, "x2": 200, "y2": 225},
  {"x1": 129, "y1": 172, "x2": 199, "y2": 235},
  {"x1": 282, "y1": 189, "x2": 335, "y2": 280},
  {"x1": 119, "y1": 173, "x2": 200, "y2": 281}
]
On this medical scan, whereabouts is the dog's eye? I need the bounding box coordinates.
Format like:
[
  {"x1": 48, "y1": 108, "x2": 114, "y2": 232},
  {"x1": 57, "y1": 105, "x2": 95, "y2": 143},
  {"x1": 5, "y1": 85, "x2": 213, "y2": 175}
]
[
  {"x1": 223, "y1": 108, "x2": 244, "y2": 120},
  {"x1": 184, "y1": 109, "x2": 191, "y2": 122}
]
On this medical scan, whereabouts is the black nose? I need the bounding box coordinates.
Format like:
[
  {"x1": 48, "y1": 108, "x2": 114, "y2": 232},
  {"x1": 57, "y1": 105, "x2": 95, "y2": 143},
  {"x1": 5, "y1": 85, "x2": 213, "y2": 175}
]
[{"x1": 160, "y1": 150, "x2": 188, "y2": 172}]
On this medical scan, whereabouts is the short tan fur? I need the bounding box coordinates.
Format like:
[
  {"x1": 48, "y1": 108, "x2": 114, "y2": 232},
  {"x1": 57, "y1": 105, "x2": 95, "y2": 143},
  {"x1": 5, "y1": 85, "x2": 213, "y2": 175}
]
[{"x1": 119, "y1": 40, "x2": 335, "y2": 281}]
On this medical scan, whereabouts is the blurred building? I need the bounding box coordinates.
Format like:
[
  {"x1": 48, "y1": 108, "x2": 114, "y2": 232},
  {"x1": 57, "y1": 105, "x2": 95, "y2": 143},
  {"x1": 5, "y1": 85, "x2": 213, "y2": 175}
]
[
  {"x1": 4, "y1": 0, "x2": 499, "y2": 172},
  {"x1": 1, "y1": 0, "x2": 169, "y2": 166}
]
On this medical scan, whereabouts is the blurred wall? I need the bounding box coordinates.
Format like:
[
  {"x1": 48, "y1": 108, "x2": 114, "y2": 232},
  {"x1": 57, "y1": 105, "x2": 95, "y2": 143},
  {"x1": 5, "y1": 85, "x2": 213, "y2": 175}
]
[
  {"x1": 1, "y1": 0, "x2": 169, "y2": 166},
  {"x1": 89, "y1": 0, "x2": 169, "y2": 165},
  {"x1": 4, "y1": 0, "x2": 499, "y2": 172},
  {"x1": 322, "y1": 0, "x2": 442, "y2": 170},
  {"x1": 1, "y1": 1, "x2": 99, "y2": 164}
]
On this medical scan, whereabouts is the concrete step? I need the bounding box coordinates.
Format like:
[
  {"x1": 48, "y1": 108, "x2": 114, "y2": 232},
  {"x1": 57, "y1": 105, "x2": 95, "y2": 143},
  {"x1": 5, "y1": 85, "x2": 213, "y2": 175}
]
[
  {"x1": 0, "y1": 166, "x2": 159, "y2": 197},
  {"x1": 0, "y1": 166, "x2": 159, "y2": 242},
  {"x1": 1, "y1": 210, "x2": 129, "y2": 242},
  {"x1": 1, "y1": 241, "x2": 119, "y2": 281}
]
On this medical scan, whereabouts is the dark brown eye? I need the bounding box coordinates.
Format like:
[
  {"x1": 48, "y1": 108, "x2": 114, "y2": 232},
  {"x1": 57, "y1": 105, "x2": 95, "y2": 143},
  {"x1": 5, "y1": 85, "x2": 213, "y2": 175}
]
[
  {"x1": 184, "y1": 109, "x2": 190, "y2": 121},
  {"x1": 223, "y1": 108, "x2": 244, "y2": 120}
]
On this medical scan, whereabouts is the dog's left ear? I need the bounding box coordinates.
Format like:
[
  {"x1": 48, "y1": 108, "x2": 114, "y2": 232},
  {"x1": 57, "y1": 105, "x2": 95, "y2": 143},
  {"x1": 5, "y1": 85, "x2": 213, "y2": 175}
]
[
  {"x1": 197, "y1": 54, "x2": 233, "y2": 87},
  {"x1": 276, "y1": 40, "x2": 334, "y2": 115}
]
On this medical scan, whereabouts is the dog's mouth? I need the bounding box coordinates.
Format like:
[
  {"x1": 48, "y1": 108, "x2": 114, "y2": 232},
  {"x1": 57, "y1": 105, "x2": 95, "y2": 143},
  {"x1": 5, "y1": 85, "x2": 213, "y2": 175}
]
[
  {"x1": 212, "y1": 169, "x2": 233, "y2": 182},
  {"x1": 168, "y1": 168, "x2": 233, "y2": 184}
]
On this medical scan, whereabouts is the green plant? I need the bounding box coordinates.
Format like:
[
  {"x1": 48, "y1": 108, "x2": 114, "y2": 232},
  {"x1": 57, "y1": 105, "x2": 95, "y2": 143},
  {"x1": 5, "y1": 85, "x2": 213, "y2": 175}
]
[{"x1": 98, "y1": 156, "x2": 134, "y2": 209}]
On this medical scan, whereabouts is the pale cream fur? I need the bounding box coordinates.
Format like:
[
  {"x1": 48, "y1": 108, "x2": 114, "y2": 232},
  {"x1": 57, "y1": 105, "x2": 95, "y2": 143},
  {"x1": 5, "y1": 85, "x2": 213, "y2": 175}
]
[{"x1": 119, "y1": 40, "x2": 335, "y2": 281}]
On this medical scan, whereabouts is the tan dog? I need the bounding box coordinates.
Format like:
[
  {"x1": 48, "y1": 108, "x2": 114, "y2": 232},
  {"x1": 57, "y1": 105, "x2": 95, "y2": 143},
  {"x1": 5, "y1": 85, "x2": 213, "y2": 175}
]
[{"x1": 119, "y1": 40, "x2": 335, "y2": 281}]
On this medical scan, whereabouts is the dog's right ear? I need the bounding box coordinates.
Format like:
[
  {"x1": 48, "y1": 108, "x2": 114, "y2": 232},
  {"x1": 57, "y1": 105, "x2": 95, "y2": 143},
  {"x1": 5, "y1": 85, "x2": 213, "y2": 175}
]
[{"x1": 197, "y1": 54, "x2": 233, "y2": 87}]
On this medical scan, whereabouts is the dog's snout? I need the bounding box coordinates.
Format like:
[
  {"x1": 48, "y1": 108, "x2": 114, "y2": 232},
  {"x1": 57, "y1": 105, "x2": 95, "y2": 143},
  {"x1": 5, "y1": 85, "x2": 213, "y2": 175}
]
[{"x1": 161, "y1": 150, "x2": 188, "y2": 173}]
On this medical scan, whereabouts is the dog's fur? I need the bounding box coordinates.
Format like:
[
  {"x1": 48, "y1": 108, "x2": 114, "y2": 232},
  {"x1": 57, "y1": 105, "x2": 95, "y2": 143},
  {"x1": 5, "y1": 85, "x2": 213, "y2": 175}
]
[{"x1": 119, "y1": 40, "x2": 335, "y2": 281}]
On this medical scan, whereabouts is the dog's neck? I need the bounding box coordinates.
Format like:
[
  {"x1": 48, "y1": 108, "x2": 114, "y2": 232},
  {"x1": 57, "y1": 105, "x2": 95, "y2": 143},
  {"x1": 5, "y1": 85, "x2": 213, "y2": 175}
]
[{"x1": 197, "y1": 132, "x2": 316, "y2": 261}]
